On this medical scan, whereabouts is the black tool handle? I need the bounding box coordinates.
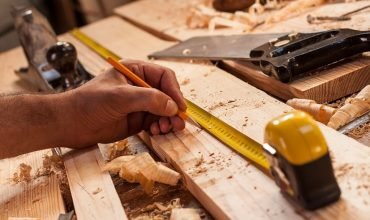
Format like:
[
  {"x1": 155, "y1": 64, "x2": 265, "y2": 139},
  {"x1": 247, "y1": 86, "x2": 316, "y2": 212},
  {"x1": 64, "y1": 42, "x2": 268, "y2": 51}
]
[
  {"x1": 250, "y1": 29, "x2": 370, "y2": 82},
  {"x1": 47, "y1": 41, "x2": 78, "y2": 89}
]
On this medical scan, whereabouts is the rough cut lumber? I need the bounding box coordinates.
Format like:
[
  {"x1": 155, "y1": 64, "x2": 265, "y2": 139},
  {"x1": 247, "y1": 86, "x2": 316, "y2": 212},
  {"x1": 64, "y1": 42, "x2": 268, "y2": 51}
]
[
  {"x1": 63, "y1": 146, "x2": 127, "y2": 220},
  {"x1": 0, "y1": 150, "x2": 65, "y2": 220},
  {"x1": 74, "y1": 16, "x2": 370, "y2": 219},
  {"x1": 114, "y1": 0, "x2": 370, "y2": 103}
]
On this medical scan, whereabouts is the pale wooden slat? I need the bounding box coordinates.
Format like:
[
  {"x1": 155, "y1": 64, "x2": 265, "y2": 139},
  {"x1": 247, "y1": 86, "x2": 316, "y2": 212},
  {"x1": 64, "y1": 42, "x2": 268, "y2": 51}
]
[{"x1": 64, "y1": 146, "x2": 127, "y2": 220}]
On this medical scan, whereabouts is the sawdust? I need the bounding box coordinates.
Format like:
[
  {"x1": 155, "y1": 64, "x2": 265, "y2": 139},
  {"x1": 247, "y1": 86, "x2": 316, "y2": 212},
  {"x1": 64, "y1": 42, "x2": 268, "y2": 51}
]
[
  {"x1": 10, "y1": 153, "x2": 74, "y2": 211},
  {"x1": 181, "y1": 78, "x2": 191, "y2": 85},
  {"x1": 12, "y1": 163, "x2": 32, "y2": 183},
  {"x1": 347, "y1": 121, "x2": 370, "y2": 139},
  {"x1": 116, "y1": 178, "x2": 211, "y2": 220},
  {"x1": 92, "y1": 187, "x2": 102, "y2": 195}
]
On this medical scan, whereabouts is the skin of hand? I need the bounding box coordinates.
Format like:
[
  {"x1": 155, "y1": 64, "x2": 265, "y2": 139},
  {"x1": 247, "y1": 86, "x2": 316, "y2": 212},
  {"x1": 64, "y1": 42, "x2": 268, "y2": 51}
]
[
  {"x1": 0, "y1": 60, "x2": 186, "y2": 158},
  {"x1": 62, "y1": 59, "x2": 187, "y2": 148}
]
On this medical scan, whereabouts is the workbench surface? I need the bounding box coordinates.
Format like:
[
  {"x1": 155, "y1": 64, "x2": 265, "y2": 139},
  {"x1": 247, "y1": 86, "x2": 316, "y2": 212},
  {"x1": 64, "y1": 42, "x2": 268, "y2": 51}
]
[{"x1": 0, "y1": 1, "x2": 370, "y2": 219}]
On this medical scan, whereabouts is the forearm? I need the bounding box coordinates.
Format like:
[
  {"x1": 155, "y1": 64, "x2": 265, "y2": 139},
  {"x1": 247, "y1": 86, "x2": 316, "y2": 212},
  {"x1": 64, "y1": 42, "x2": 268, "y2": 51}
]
[{"x1": 0, "y1": 93, "x2": 71, "y2": 159}]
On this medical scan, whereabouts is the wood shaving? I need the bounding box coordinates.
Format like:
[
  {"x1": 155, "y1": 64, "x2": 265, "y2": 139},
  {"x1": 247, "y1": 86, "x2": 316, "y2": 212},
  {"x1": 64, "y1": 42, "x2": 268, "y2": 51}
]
[
  {"x1": 328, "y1": 85, "x2": 370, "y2": 129},
  {"x1": 181, "y1": 78, "x2": 190, "y2": 85},
  {"x1": 185, "y1": 0, "x2": 290, "y2": 32},
  {"x1": 287, "y1": 98, "x2": 336, "y2": 124},
  {"x1": 103, "y1": 153, "x2": 181, "y2": 194},
  {"x1": 107, "y1": 139, "x2": 129, "y2": 160}
]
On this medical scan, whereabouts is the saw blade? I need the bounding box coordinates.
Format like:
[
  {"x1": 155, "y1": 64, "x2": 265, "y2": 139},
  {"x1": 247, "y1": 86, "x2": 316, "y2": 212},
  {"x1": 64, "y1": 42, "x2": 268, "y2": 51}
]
[
  {"x1": 148, "y1": 33, "x2": 287, "y2": 61},
  {"x1": 339, "y1": 111, "x2": 370, "y2": 134}
]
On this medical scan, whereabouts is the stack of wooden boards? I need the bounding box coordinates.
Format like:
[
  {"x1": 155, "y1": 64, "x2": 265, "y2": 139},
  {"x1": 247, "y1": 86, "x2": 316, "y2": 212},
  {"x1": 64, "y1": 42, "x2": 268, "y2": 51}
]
[{"x1": 0, "y1": 0, "x2": 370, "y2": 219}]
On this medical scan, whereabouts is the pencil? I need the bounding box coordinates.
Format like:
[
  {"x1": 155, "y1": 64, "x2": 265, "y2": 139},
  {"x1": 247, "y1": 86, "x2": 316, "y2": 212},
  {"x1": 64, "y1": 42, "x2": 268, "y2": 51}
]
[{"x1": 107, "y1": 57, "x2": 193, "y2": 123}]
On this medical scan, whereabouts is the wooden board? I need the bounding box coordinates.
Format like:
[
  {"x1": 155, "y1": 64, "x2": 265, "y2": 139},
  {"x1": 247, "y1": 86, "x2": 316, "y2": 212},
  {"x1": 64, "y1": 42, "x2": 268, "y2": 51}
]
[
  {"x1": 64, "y1": 146, "x2": 127, "y2": 220},
  {"x1": 114, "y1": 0, "x2": 370, "y2": 103},
  {"x1": 0, "y1": 48, "x2": 37, "y2": 94},
  {"x1": 0, "y1": 150, "x2": 65, "y2": 220},
  {"x1": 74, "y1": 16, "x2": 370, "y2": 219}
]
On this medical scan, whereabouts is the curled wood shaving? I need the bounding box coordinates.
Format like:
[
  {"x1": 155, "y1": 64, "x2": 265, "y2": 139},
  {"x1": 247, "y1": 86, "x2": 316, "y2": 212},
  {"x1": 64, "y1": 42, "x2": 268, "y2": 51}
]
[
  {"x1": 103, "y1": 153, "x2": 181, "y2": 194},
  {"x1": 287, "y1": 98, "x2": 336, "y2": 124},
  {"x1": 328, "y1": 85, "x2": 370, "y2": 130},
  {"x1": 107, "y1": 139, "x2": 129, "y2": 160},
  {"x1": 185, "y1": 0, "x2": 291, "y2": 32}
]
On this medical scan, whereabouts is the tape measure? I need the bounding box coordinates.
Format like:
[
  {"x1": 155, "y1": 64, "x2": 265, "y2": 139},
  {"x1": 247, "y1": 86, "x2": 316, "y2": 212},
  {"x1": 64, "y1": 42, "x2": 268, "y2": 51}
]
[{"x1": 70, "y1": 28, "x2": 269, "y2": 170}]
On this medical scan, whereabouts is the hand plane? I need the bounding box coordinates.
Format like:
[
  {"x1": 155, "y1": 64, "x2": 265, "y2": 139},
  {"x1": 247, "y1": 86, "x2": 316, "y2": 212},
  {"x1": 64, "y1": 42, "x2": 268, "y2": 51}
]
[{"x1": 12, "y1": 6, "x2": 93, "y2": 92}]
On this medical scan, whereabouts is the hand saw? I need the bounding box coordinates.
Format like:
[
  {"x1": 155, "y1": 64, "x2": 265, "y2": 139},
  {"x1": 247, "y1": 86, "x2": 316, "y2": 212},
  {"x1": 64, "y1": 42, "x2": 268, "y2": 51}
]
[{"x1": 149, "y1": 29, "x2": 370, "y2": 82}]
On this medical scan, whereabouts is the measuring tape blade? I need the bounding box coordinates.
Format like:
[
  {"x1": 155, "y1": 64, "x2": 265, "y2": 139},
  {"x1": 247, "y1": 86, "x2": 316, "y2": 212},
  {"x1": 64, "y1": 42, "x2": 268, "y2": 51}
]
[{"x1": 71, "y1": 28, "x2": 270, "y2": 171}]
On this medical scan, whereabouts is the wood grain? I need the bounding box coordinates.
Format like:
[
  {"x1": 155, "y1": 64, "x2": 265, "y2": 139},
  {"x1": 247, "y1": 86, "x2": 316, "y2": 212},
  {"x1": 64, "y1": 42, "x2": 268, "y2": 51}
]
[
  {"x1": 75, "y1": 17, "x2": 370, "y2": 219},
  {"x1": 114, "y1": 0, "x2": 370, "y2": 103},
  {"x1": 64, "y1": 146, "x2": 127, "y2": 220},
  {"x1": 0, "y1": 150, "x2": 65, "y2": 220},
  {"x1": 0, "y1": 48, "x2": 37, "y2": 94}
]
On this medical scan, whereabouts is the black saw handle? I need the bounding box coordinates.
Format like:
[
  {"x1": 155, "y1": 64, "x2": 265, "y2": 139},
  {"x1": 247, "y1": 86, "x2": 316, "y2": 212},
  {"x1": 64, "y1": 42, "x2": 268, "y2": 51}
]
[{"x1": 250, "y1": 29, "x2": 370, "y2": 82}]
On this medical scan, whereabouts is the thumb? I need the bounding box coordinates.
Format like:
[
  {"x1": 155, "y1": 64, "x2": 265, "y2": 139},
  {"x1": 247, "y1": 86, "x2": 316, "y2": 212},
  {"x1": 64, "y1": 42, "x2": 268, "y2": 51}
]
[{"x1": 122, "y1": 86, "x2": 179, "y2": 116}]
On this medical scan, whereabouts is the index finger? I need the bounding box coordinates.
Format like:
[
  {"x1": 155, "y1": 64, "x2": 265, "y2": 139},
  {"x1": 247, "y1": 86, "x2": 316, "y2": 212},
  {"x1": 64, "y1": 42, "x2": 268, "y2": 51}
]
[{"x1": 121, "y1": 60, "x2": 187, "y2": 111}]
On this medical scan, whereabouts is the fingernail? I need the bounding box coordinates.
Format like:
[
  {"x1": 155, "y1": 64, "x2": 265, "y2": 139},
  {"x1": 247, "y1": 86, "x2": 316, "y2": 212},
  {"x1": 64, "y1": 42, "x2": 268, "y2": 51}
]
[{"x1": 165, "y1": 100, "x2": 178, "y2": 115}]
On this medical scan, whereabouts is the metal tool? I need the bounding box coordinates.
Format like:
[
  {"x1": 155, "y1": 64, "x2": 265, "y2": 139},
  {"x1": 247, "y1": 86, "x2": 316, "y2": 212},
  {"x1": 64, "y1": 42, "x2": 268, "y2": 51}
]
[
  {"x1": 307, "y1": 4, "x2": 370, "y2": 24},
  {"x1": 149, "y1": 29, "x2": 370, "y2": 82},
  {"x1": 263, "y1": 111, "x2": 341, "y2": 210},
  {"x1": 72, "y1": 29, "x2": 341, "y2": 209},
  {"x1": 338, "y1": 111, "x2": 370, "y2": 135},
  {"x1": 12, "y1": 6, "x2": 93, "y2": 92},
  {"x1": 12, "y1": 6, "x2": 94, "y2": 156}
]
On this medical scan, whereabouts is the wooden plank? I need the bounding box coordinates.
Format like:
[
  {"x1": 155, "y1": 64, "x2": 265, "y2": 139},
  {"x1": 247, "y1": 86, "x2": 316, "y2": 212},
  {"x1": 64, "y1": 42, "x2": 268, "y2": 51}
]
[
  {"x1": 0, "y1": 150, "x2": 65, "y2": 220},
  {"x1": 74, "y1": 16, "x2": 370, "y2": 219},
  {"x1": 221, "y1": 58, "x2": 370, "y2": 103},
  {"x1": 63, "y1": 146, "x2": 127, "y2": 220},
  {"x1": 0, "y1": 48, "x2": 37, "y2": 93},
  {"x1": 114, "y1": 0, "x2": 370, "y2": 103}
]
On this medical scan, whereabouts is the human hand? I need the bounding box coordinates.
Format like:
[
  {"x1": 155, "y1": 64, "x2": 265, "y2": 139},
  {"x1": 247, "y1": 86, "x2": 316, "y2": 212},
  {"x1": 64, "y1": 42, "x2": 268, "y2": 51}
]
[{"x1": 62, "y1": 59, "x2": 187, "y2": 147}]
